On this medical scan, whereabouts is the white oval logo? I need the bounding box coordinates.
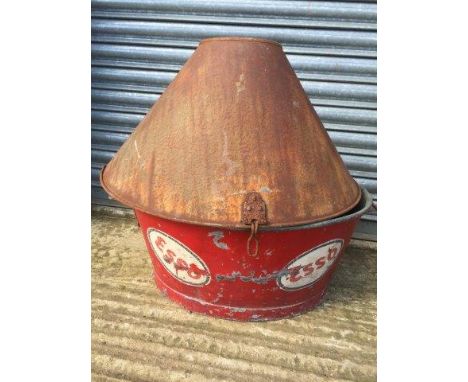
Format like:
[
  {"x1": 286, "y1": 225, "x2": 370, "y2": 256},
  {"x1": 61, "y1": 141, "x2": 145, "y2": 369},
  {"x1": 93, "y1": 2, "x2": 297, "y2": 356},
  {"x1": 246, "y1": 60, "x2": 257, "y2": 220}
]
[
  {"x1": 277, "y1": 239, "x2": 344, "y2": 291},
  {"x1": 147, "y1": 228, "x2": 210, "y2": 286}
]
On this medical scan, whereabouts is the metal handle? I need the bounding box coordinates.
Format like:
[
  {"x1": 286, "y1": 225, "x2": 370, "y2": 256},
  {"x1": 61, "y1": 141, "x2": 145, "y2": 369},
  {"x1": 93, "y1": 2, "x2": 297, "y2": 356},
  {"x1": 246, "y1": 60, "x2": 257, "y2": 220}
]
[
  {"x1": 246, "y1": 220, "x2": 259, "y2": 257},
  {"x1": 241, "y1": 192, "x2": 267, "y2": 257}
]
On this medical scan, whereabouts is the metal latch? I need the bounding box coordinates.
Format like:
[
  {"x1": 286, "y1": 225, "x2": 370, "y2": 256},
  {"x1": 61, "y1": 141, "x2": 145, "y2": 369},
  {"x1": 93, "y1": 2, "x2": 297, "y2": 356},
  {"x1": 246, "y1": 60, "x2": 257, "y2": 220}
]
[{"x1": 241, "y1": 192, "x2": 268, "y2": 257}]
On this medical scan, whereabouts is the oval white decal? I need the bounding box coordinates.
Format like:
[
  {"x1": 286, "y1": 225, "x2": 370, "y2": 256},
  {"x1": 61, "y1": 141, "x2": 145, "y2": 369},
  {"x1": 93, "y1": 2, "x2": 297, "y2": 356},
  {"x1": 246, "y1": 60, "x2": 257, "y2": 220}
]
[
  {"x1": 277, "y1": 239, "x2": 344, "y2": 291},
  {"x1": 147, "y1": 228, "x2": 210, "y2": 286}
]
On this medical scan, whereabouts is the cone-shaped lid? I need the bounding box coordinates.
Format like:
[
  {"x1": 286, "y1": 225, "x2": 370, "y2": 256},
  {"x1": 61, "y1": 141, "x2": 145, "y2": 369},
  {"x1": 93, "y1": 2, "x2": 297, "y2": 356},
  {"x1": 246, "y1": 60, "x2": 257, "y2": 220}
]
[{"x1": 101, "y1": 37, "x2": 361, "y2": 228}]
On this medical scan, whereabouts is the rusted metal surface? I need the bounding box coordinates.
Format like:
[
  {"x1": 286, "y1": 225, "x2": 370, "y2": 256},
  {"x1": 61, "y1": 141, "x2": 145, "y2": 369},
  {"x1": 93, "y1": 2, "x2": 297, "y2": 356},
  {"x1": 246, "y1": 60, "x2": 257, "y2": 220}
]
[{"x1": 101, "y1": 37, "x2": 361, "y2": 228}]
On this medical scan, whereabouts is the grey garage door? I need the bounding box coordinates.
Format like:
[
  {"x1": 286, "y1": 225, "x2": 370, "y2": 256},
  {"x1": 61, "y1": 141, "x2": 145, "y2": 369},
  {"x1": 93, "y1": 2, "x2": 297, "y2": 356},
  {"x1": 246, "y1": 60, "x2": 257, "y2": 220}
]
[{"x1": 91, "y1": 0, "x2": 377, "y2": 240}]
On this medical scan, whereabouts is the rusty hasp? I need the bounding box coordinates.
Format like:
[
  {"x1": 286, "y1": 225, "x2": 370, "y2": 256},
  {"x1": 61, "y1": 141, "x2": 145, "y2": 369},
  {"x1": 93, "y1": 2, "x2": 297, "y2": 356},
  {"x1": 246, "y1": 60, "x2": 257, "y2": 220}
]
[
  {"x1": 241, "y1": 192, "x2": 267, "y2": 257},
  {"x1": 100, "y1": 37, "x2": 371, "y2": 321},
  {"x1": 241, "y1": 192, "x2": 268, "y2": 226}
]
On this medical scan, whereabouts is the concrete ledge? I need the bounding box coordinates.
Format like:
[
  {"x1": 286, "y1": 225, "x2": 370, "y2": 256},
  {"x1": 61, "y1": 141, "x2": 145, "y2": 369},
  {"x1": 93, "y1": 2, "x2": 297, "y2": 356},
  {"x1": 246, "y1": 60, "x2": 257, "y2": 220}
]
[{"x1": 92, "y1": 213, "x2": 377, "y2": 381}]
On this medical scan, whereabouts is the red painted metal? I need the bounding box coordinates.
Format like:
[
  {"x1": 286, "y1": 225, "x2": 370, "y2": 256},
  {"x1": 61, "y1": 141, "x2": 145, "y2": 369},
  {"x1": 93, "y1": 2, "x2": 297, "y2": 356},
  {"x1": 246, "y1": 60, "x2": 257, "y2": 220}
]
[{"x1": 134, "y1": 189, "x2": 371, "y2": 321}]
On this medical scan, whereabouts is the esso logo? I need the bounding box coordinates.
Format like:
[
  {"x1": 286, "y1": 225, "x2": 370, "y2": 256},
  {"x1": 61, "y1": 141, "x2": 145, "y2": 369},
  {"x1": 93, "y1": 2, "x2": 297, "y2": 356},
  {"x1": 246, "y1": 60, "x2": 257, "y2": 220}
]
[
  {"x1": 278, "y1": 239, "x2": 344, "y2": 291},
  {"x1": 147, "y1": 228, "x2": 211, "y2": 286}
]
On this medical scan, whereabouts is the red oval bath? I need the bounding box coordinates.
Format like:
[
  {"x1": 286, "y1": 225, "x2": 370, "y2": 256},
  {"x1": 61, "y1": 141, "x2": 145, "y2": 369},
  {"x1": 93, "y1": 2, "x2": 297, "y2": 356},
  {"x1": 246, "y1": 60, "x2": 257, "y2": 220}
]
[{"x1": 133, "y1": 189, "x2": 371, "y2": 321}]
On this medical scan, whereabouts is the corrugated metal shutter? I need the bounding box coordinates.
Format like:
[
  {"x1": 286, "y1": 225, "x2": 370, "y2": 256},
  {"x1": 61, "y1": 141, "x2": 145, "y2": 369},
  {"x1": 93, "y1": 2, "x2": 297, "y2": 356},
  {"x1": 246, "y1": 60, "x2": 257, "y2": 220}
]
[{"x1": 91, "y1": 0, "x2": 377, "y2": 240}]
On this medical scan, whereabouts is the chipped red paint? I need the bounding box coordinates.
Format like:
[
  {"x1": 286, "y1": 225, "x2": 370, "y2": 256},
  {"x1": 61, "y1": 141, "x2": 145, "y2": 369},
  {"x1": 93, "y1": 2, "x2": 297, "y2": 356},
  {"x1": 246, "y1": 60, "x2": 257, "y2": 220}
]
[{"x1": 134, "y1": 189, "x2": 371, "y2": 321}]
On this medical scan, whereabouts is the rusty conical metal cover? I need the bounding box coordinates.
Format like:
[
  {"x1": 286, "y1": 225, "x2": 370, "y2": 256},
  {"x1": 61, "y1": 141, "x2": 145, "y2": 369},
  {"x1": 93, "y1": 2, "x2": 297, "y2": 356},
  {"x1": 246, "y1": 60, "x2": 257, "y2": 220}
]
[{"x1": 101, "y1": 37, "x2": 361, "y2": 229}]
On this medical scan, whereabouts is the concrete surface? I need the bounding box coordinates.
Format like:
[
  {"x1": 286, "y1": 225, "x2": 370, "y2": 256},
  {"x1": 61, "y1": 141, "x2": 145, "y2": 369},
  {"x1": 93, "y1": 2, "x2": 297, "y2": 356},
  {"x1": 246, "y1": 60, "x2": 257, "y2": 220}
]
[{"x1": 92, "y1": 211, "x2": 377, "y2": 382}]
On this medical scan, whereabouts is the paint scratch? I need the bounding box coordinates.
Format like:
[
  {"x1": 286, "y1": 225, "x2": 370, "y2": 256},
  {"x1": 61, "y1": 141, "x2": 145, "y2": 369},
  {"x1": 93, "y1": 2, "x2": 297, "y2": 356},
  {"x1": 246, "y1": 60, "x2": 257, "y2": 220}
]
[
  {"x1": 231, "y1": 307, "x2": 247, "y2": 313},
  {"x1": 212, "y1": 288, "x2": 224, "y2": 303},
  {"x1": 235, "y1": 73, "x2": 245, "y2": 95},
  {"x1": 208, "y1": 231, "x2": 229, "y2": 250},
  {"x1": 134, "y1": 140, "x2": 141, "y2": 160}
]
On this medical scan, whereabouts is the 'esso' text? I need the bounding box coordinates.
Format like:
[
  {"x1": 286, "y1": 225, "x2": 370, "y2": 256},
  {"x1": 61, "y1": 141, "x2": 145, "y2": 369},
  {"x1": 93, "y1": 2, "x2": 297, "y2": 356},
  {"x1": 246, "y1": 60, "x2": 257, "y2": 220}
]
[
  {"x1": 278, "y1": 239, "x2": 343, "y2": 291},
  {"x1": 147, "y1": 228, "x2": 210, "y2": 286}
]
